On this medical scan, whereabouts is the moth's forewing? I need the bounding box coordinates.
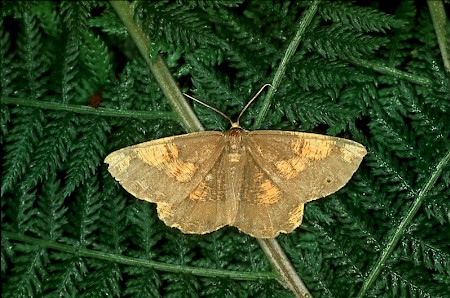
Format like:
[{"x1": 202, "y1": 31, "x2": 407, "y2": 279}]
[
  {"x1": 233, "y1": 152, "x2": 305, "y2": 238},
  {"x1": 105, "y1": 132, "x2": 224, "y2": 207},
  {"x1": 246, "y1": 131, "x2": 367, "y2": 202}
]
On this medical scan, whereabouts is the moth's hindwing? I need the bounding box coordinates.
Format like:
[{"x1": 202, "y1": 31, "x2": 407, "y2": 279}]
[{"x1": 234, "y1": 152, "x2": 305, "y2": 238}]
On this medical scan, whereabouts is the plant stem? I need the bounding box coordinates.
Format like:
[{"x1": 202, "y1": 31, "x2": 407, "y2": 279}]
[
  {"x1": 356, "y1": 149, "x2": 450, "y2": 297},
  {"x1": 350, "y1": 58, "x2": 432, "y2": 86},
  {"x1": 111, "y1": 1, "x2": 312, "y2": 297},
  {"x1": 110, "y1": 0, "x2": 204, "y2": 133},
  {"x1": 253, "y1": 0, "x2": 320, "y2": 129},
  {"x1": 427, "y1": 0, "x2": 450, "y2": 73},
  {"x1": 258, "y1": 238, "x2": 313, "y2": 298},
  {"x1": 0, "y1": 96, "x2": 178, "y2": 121},
  {"x1": 2, "y1": 231, "x2": 277, "y2": 281}
]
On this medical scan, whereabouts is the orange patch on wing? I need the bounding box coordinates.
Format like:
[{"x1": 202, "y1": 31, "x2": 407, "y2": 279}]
[
  {"x1": 111, "y1": 154, "x2": 132, "y2": 173},
  {"x1": 340, "y1": 143, "x2": 367, "y2": 163},
  {"x1": 136, "y1": 144, "x2": 197, "y2": 182},
  {"x1": 190, "y1": 181, "x2": 210, "y2": 201},
  {"x1": 287, "y1": 204, "x2": 304, "y2": 225},
  {"x1": 292, "y1": 139, "x2": 334, "y2": 160},
  {"x1": 157, "y1": 202, "x2": 173, "y2": 219},
  {"x1": 256, "y1": 177, "x2": 282, "y2": 205},
  {"x1": 276, "y1": 156, "x2": 306, "y2": 179}
]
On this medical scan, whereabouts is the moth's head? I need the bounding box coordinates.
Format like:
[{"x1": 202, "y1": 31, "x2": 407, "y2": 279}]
[
  {"x1": 230, "y1": 121, "x2": 241, "y2": 129},
  {"x1": 226, "y1": 126, "x2": 245, "y2": 151}
]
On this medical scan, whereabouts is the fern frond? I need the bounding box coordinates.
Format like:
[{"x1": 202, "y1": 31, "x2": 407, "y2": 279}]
[
  {"x1": 57, "y1": 37, "x2": 82, "y2": 103},
  {"x1": 395, "y1": 86, "x2": 450, "y2": 171},
  {"x1": 158, "y1": 234, "x2": 201, "y2": 296},
  {"x1": 305, "y1": 24, "x2": 389, "y2": 60},
  {"x1": 35, "y1": 173, "x2": 68, "y2": 240},
  {"x1": 248, "y1": 280, "x2": 295, "y2": 298},
  {"x1": 135, "y1": 1, "x2": 224, "y2": 53},
  {"x1": 0, "y1": 19, "x2": 17, "y2": 98},
  {"x1": 63, "y1": 116, "x2": 110, "y2": 197},
  {"x1": 67, "y1": 177, "x2": 103, "y2": 248},
  {"x1": 183, "y1": 0, "x2": 243, "y2": 9},
  {"x1": 325, "y1": 195, "x2": 380, "y2": 253},
  {"x1": 0, "y1": 105, "x2": 10, "y2": 145},
  {"x1": 399, "y1": 212, "x2": 449, "y2": 282},
  {"x1": 368, "y1": 103, "x2": 418, "y2": 160},
  {"x1": 57, "y1": 2, "x2": 95, "y2": 104},
  {"x1": 373, "y1": 264, "x2": 448, "y2": 298},
  {"x1": 3, "y1": 245, "x2": 48, "y2": 297},
  {"x1": 8, "y1": 190, "x2": 38, "y2": 234},
  {"x1": 193, "y1": 232, "x2": 236, "y2": 270},
  {"x1": 423, "y1": 61, "x2": 450, "y2": 112},
  {"x1": 30, "y1": 171, "x2": 83, "y2": 296},
  {"x1": 201, "y1": 278, "x2": 245, "y2": 297},
  {"x1": 401, "y1": 233, "x2": 450, "y2": 276},
  {"x1": 121, "y1": 194, "x2": 163, "y2": 297},
  {"x1": 411, "y1": 10, "x2": 441, "y2": 69},
  {"x1": 32, "y1": 1, "x2": 60, "y2": 38},
  {"x1": 123, "y1": 267, "x2": 161, "y2": 297},
  {"x1": 423, "y1": 184, "x2": 450, "y2": 225},
  {"x1": 101, "y1": 62, "x2": 138, "y2": 111},
  {"x1": 1, "y1": 236, "x2": 14, "y2": 274},
  {"x1": 303, "y1": 215, "x2": 365, "y2": 296},
  {"x1": 210, "y1": 6, "x2": 277, "y2": 57},
  {"x1": 103, "y1": 60, "x2": 170, "y2": 113},
  {"x1": 1, "y1": 108, "x2": 44, "y2": 195},
  {"x1": 80, "y1": 260, "x2": 122, "y2": 297},
  {"x1": 126, "y1": 200, "x2": 162, "y2": 258},
  {"x1": 345, "y1": 172, "x2": 381, "y2": 212},
  {"x1": 233, "y1": 238, "x2": 269, "y2": 281},
  {"x1": 43, "y1": 255, "x2": 87, "y2": 297},
  {"x1": 279, "y1": 88, "x2": 364, "y2": 132},
  {"x1": 80, "y1": 30, "x2": 113, "y2": 88},
  {"x1": 194, "y1": 233, "x2": 283, "y2": 296},
  {"x1": 319, "y1": 2, "x2": 406, "y2": 33},
  {"x1": 16, "y1": 9, "x2": 50, "y2": 99},
  {"x1": 1, "y1": 6, "x2": 51, "y2": 194},
  {"x1": 365, "y1": 143, "x2": 415, "y2": 199},
  {"x1": 379, "y1": 1, "x2": 417, "y2": 68},
  {"x1": 18, "y1": 113, "x2": 77, "y2": 193},
  {"x1": 98, "y1": 168, "x2": 128, "y2": 254},
  {"x1": 397, "y1": 82, "x2": 449, "y2": 143},
  {"x1": 186, "y1": 55, "x2": 242, "y2": 129},
  {"x1": 208, "y1": 8, "x2": 272, "y2": 84},
  {"x1": 281, "y1": 235, "x2": 335, "y2": 297},
  {"x1": 59, "y1": 1, "x2": 91, "y2": 37},
  {"x1": 163, "y1": 273, "x2": 201, "y2": 298},
  {"x1": 290, "y1": 54, "x2": 373, "y2": 93},
  {"x1": 88, "y1": 6, "x2": 129, "y2": 38}
]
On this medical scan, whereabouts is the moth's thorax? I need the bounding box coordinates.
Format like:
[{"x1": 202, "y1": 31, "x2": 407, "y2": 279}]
[{"x1": 225, "y1": 127, "x2": 247, "y2": 163}]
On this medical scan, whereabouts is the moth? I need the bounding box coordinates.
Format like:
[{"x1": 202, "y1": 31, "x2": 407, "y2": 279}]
[{"x1": 105, "y1": 86, "x2": 367, "y2": 238}]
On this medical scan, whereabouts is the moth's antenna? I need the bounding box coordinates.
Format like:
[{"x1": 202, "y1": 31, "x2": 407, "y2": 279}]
[
  {"x1": 183, "y1": 93, "x2": 233, "y2": 125},
  {"x1": 236, "y1": 83, "x2": 274, "y2": 126},
  {"x1": 184, "y1": 84, "x2": 274, "y2": 127}
]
